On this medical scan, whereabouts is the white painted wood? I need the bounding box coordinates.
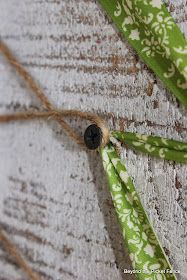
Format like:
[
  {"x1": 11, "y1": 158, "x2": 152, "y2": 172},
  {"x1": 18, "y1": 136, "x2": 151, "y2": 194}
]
[{"x1": 0, "y1": 0, "x2": 186, "y2": 279}]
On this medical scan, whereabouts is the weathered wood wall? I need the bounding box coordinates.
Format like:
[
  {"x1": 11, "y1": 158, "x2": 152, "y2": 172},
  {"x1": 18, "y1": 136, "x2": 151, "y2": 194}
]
[{"x1": 0, "y1": 0, "x2": 186, "y2": 279}]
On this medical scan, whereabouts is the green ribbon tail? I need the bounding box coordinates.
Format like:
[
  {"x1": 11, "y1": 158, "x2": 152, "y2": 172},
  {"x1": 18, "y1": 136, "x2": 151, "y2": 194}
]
[
  {"x1": 100, "y1": 142, "x2": 177, "y2": 280},
  {"x1": 98, "y1": 0, "x2": 187, "y2": 107},
  {"x1": 111, "y1": 131, "x2": 187, "y2": 163}
]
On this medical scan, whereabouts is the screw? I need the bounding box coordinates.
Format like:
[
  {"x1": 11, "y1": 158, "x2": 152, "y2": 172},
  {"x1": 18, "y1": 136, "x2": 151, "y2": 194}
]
[{"x1": 84, "y1": 124, "x2": 103, "y2": 150}]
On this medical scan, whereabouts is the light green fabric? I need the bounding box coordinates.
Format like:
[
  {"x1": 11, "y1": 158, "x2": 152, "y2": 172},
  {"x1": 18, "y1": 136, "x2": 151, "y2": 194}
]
[
  {"x1": 98, "y1": 0, "x2": 187, "y2": 107},
  {"x1": 111, "y1": 131, "x2": 187, "y2": 163},
  {"x1": 100, "y1": 142, "x2": 177, "y2": 279}
]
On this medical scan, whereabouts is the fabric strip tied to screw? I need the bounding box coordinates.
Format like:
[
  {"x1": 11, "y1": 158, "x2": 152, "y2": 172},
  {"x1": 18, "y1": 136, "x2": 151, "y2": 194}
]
[{"x1": 0, "y1": 22, "x2": 186, "y2": 280}]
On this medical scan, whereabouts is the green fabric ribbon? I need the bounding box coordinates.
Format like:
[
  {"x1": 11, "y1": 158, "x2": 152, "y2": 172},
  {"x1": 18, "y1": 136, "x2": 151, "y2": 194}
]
[
  {"x1": 111, "y1": 131, "x2": 187, "y2": 163},
  {"x1": 100, "y1": 133, "x2": 187, "y2": 279},
  {"x1": 98, "y1": 0, "x2": 187, "y2": 107},
  {"x1": 98, "y1": 1, "x2": 187, "y2": 275}
]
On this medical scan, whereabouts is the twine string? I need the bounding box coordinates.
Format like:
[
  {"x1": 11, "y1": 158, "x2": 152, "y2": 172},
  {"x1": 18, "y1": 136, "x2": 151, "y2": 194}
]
[
  {"x1": 0, "y1": 109, "x2": 109, "y2": 149},
  {"x1": 0, "y1": 228, "x2": 39, "y2": 280},
  {"x1": 0, "y1": 40, "x2": 109, "y2": 149},
  {"x1": 0, "y1": 39, "x2": 110, "y2": 279}
]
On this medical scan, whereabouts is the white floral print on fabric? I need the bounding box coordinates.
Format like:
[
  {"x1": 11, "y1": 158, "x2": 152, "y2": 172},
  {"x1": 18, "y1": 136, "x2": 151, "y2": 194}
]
[
  {"x1": 129, "y1": 28, "x2": 140, "y2": 40},
  {"x1": 100, "y1": 142, "x2": 177, "y2": 280},
  {"x1": 99, "y1": 0, "x2": 187, "y2": 106},
  {"x1": 113, "y1": 0, "x2": 187, "y2": 91},
  {"x1": 111, "y1": 131, "x2": 187, "y2": 163},
  {"x1": 150, "y1": 0, "x2": 163, "y2": 9}
]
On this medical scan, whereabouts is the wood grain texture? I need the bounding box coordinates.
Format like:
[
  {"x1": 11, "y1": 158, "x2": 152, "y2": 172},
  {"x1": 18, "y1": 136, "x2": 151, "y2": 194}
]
[{"x1": 0, "y1": 0, "x2": 186, "y2": 279}]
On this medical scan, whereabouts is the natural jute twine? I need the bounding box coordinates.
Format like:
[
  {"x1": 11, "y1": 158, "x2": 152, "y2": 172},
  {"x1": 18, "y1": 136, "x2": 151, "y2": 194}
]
[
  {"x1": 0, "y1": 229, "x2": 39, "y2": 280},
  {"x1": 0, "y1": 40, "x2": 109, "y2": 149},
  {"x1": 0, "y1": 39, "x2": 110, "y2": 279}
]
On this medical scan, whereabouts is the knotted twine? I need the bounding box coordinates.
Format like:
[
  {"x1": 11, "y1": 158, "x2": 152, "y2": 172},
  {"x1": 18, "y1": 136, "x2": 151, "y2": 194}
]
[
  {"x1": 0, "y1": 39, "x2": 111, "y2": 280},
  {"x1": 0, "y1": 39, "x2": 186, "y2": 280},
  {"x1": 0, "y1": 40, "x2": 109, "y2": 150}
]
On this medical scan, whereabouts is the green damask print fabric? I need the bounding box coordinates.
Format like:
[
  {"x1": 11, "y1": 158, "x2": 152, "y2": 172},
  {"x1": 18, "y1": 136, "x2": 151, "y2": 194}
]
[
  {"x1": 98, "y1": 0, "x2": 187, "y2": 107},
  {"x1": 100, "y1": 143, "x2": 177, "y2": 280},
  {"x1": 111, "y1": 131, "x2": 187, "y2": 163}
]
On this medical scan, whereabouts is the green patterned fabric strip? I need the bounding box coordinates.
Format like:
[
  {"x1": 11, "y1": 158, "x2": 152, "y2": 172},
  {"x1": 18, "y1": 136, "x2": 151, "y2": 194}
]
[
  {"x1": 111, "y1": 131, "x2": 187, "y2": 163},
  {"x1": 98, "y1": 0, "x2": 187, "y2": 107},
  {"x1": 100, "y1": 143, "x2": 177, "y2": 280}
]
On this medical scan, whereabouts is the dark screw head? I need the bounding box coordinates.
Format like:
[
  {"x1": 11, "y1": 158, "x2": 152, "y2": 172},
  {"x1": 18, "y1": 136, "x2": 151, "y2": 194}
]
[{"x1": 84, "y1": 124, "x2": 103, "y2": 150}]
